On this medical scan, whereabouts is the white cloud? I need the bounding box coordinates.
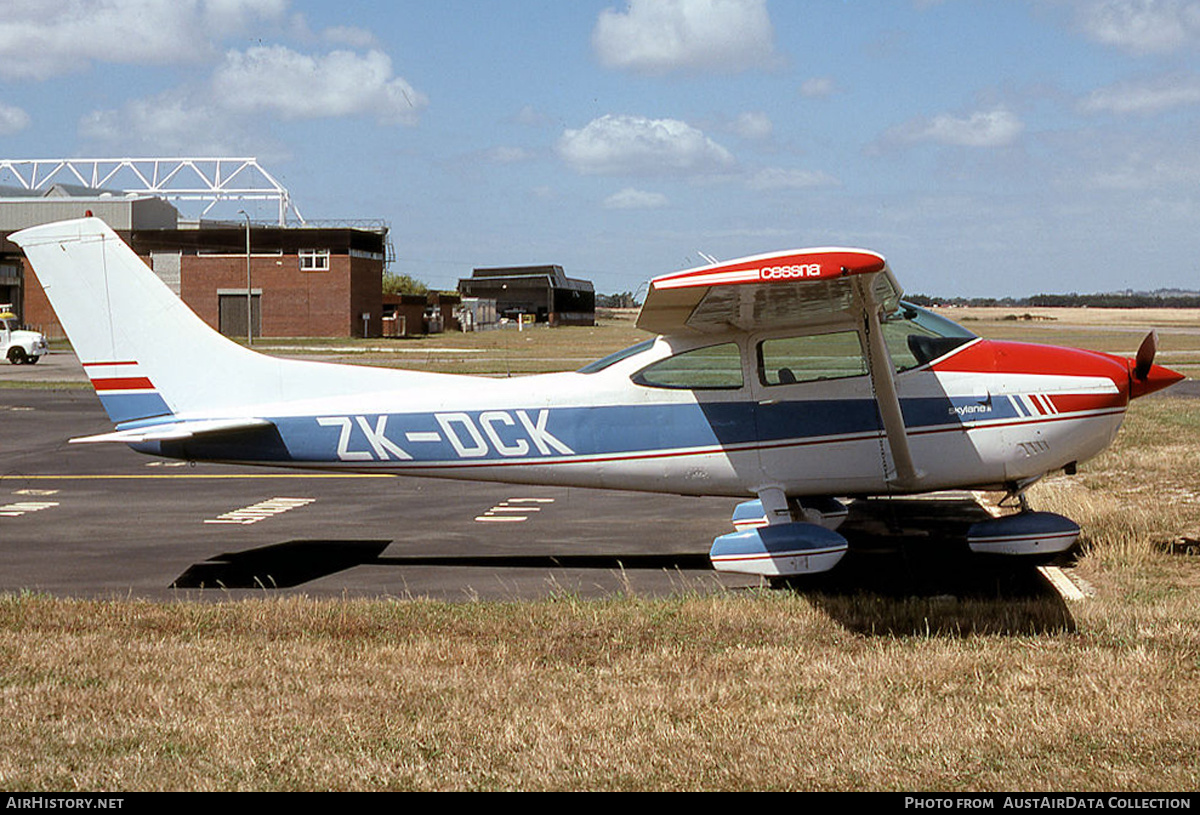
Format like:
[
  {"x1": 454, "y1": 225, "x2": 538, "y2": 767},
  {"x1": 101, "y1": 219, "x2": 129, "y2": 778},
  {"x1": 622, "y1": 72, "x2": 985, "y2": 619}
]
[
  {"x1": 1074, "y1": 137, "x2": 1200, "y2": 189},
  {"x1": 592, "y1": 0, "x2": 778, "y2": 74},
  {"x1": 799, "y1": 77, "x2": 839, "y2": 98},
  {"x1": 745, "y1": 168, "x2": 839, "y2": 191},
  {"x1": 885, "y1": 107, "x2": 1025, "y2": 148},
  {"x1": 322, "y1": 25, "x2": 379, "y2": 49},
  {"x1": 211, "y1": 46, "x2": 428, "y2": 125},
  {"x1": 511, "y1": 105, "x2": 555, "y2": 128},
  {"x1": 732, "y1": 111, "x2": 772, "y2": 140},
  {"x1": 79, "y1": 90, "x2": 263, "y2": 155},
  {"x1": 81, "y1": 43, "x2": 430, "y2": 154},
  {"x1": 558, "y1": 114, "x2": 736, "y2": 176},
  {"x1": 0, "y1": 103, "x2": 31, "y2": 135},
  {"x1": 0, "y1": 0, "x2": 287, "y2": 80},
  {"x1": 603, "y1": 188, "x2": 670, "y2": 209},
  {"x1": 1071, "y1": 0, "x2": 1200, "y2": 54},
  {"x1": 1079, "y1": 74, "x2": 1200, "y2": 114}
]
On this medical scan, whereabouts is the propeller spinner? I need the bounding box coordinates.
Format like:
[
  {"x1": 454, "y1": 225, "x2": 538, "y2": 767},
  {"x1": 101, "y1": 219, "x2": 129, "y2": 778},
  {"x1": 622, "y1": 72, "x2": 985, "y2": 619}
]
[{"x1": 1129, "y1": 330, "x2": 1185, "y2": 399}]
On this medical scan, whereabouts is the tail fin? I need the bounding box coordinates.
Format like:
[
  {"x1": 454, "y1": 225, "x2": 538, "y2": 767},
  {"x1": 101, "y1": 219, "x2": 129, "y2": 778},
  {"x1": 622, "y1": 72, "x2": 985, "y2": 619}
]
[{"x1": 12, "y1": 217, "x2": 418, "y2": 427}]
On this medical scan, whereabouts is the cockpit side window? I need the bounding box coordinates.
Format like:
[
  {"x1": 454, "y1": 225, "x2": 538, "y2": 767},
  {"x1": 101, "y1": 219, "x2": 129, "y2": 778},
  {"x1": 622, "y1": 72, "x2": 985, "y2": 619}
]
[
  {"x1": 758, "y1": 330, "x2": 867, "y2": 386},
  {"x1": 632, "y1": 342, "x2": 744, "y2": 390}
]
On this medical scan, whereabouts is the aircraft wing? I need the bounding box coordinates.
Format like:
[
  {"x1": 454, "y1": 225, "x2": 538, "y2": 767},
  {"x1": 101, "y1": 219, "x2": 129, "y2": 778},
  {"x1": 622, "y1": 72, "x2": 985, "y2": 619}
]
[{"x1": 636, "y1": 248, "x2": 902, "y2": 335}]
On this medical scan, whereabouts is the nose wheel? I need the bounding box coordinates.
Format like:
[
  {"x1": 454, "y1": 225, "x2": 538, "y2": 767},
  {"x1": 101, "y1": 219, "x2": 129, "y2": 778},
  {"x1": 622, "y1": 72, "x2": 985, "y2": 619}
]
[{"x1": 969, "y1": 480, "x2": 1079, "y2": 556}]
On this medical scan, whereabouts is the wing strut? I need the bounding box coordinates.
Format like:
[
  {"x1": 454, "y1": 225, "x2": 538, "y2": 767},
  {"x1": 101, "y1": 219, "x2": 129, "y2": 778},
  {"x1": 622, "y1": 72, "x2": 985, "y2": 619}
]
[{"x1": 854, "y1": 277, "x2": 922, "y2": 491}]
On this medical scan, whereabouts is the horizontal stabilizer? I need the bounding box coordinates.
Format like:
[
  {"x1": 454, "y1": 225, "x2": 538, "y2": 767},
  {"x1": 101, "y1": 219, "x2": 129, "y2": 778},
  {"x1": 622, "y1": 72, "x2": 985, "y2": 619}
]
[{"x1": 70, "y1": 417, "x2": 273, "y2": 444}]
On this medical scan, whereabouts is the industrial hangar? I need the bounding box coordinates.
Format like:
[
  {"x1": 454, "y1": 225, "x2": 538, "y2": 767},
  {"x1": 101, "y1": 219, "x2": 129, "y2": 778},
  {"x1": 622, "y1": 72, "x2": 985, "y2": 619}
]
[{"x1": 459, "y1": 265, "x2": 595, "y2": 326}]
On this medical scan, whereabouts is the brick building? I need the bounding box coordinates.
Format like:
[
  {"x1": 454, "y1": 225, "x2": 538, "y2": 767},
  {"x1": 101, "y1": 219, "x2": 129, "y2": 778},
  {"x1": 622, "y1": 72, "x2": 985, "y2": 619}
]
[{"x1": 0, "y1": 189, "x2": 387, "y2": 339}]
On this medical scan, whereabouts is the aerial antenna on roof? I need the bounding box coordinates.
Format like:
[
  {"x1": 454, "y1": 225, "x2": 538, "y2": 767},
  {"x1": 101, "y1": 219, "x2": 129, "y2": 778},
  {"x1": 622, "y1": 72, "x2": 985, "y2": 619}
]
[{"x1": 697, "y1": 251, "x2": 719, "y2": 265}]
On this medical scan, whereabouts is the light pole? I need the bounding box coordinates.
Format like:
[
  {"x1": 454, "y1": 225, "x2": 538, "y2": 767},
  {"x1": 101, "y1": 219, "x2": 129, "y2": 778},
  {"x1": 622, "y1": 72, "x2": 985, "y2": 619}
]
[{"x1": 238, "y1": 210, "x2": 252, "y2": 346}]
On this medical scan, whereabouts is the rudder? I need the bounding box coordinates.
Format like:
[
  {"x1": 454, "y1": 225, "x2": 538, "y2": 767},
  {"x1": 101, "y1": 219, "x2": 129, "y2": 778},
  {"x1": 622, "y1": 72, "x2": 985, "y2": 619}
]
[{"x1": 12, "y1": 217, "x2": 276, "y2": 424}]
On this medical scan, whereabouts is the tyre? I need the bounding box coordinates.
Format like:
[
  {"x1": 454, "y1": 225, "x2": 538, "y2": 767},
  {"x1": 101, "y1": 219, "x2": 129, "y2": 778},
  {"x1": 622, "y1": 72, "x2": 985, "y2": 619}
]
[{"x1": 7, "y1": 347, "x2": 26, "y2": 364}]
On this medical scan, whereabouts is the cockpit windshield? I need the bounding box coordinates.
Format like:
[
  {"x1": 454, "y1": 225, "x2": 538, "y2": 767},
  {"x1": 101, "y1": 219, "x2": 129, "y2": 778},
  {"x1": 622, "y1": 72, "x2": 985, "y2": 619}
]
[
  {"x1": 577, "y1": 338, "x2": 655, "y2": 374},
  {"x1": 881, "y1": 302, "x2": 977, "y2": 370}
]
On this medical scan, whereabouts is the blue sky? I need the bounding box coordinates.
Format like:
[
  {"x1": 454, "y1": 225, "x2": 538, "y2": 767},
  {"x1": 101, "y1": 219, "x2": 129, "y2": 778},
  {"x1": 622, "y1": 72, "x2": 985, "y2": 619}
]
[{"x1": 1, "y1": 0, "x2": 1199, "y2": 298}]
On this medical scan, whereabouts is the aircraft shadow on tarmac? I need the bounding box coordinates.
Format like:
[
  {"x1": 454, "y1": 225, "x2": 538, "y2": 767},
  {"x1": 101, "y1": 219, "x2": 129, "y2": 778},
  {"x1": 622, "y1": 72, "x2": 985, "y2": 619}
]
[
  {"x1": 171, "y1": 540, "x2": 713, "y2": 590},
  {"x1": 170, "y1": 495, "x2": 1075, "y2": 636}
]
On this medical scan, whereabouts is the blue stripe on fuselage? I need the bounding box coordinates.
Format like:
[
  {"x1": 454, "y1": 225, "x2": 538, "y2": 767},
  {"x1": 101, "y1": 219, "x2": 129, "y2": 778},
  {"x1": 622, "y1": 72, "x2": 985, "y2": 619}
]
[
  {"x1": 129, "y1": 395, "x2": 1034, "y2": 465},
  {"x1": 271, "y1": 397, "x2": 1014, "y2": 464}
]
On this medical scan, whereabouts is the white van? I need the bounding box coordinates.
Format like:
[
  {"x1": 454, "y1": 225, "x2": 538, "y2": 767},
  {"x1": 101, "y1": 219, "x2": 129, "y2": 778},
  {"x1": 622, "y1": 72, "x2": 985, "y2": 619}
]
[{"x1": 1, "y1": 308, "x2": 48, "y2": 364}]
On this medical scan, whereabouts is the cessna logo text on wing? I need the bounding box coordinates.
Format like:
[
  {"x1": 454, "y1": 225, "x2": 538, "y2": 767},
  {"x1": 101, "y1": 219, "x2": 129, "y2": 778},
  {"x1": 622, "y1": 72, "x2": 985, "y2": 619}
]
[
  {"x1": 759, "y1": 264, "x2": 823, "y2": 280},
  {"x1": 318, "y1": 409, "x2": 574, "y2": 461}
]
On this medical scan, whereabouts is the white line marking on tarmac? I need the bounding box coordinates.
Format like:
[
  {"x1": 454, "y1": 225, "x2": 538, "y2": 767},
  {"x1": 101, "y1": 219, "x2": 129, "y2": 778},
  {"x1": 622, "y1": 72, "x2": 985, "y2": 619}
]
[
  {"x1": 474, "y1": 497, "x2": 555, "y2": 523},
  {"x1": 204, "y1": 497, "x2": 316, "y2": 525},
  {"x1": 0, "y1": 501, "x2": 59, "y2": 517}
]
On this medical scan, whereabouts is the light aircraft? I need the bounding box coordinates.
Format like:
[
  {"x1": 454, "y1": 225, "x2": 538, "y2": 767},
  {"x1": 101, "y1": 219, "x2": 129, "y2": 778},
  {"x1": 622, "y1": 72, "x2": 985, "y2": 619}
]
[{"x1": 12, "y1": 217, "x2": 1184, "y2": 578}]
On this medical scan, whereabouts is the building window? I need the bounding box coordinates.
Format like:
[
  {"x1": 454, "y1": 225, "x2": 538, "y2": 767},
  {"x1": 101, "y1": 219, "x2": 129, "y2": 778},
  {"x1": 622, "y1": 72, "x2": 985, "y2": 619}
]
[{"x1": 299, "y1": 248, "x2": 331, "y2": 272}]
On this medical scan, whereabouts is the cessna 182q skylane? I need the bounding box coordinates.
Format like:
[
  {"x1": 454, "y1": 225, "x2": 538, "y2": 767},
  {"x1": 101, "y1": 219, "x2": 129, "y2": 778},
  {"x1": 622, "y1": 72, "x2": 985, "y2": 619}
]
[{"x1": 13, "y1": 218, "x2": 1184, "y2": 578}]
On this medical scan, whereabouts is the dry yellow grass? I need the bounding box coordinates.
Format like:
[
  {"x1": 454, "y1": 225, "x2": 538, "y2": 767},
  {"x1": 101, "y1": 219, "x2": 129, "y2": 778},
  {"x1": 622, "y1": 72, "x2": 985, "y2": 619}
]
[{"x1": 1, "y1": 568, "x2": 1198, "y2": 791}]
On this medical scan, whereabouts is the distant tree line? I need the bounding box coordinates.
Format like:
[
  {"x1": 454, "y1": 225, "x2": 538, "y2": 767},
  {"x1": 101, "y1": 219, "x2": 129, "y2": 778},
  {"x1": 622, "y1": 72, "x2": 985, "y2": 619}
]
[
  {"x1": 596, "y1": 291, "x2": 640, "y2": 308},
  {"x1": 382, "y1": 272, "x2": 429, "y2": 296},
  {"x1": 907, "y1": 292, "x2": 1200, "y2": 309}
]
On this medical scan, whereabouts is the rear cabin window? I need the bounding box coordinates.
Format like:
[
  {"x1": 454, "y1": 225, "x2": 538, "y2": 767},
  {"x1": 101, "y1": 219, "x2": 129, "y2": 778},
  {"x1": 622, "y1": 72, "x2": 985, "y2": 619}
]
[
  {"x1": 758, "y1": 330, "x2": 867, "y2": 386},
  {"x1": 633, "y1": 342, "x2": 744, "y2": 390}
]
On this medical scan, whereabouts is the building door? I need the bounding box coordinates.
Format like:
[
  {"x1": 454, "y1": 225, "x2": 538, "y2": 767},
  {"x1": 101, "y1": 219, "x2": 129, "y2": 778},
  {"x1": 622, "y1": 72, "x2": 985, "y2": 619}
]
[{"x1": 218, "y1": 293, "x2": 261, "y2": 339}]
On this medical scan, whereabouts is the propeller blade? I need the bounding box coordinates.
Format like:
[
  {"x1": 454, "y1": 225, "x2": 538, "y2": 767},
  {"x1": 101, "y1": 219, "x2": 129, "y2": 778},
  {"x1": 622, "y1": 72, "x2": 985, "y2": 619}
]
[{"x1": 1134, "y1": 331, "x2": 1158, "y2": 381}]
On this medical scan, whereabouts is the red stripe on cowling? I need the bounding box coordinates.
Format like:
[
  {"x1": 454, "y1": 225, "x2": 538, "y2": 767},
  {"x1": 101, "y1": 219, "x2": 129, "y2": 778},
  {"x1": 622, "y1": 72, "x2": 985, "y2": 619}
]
[
  {"x1": 932, "y1": 339, "x2": 1131, "y2": 393},
  {"x1": 1045, "y1": 392, "x2": 1125, "y2": 414}
]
